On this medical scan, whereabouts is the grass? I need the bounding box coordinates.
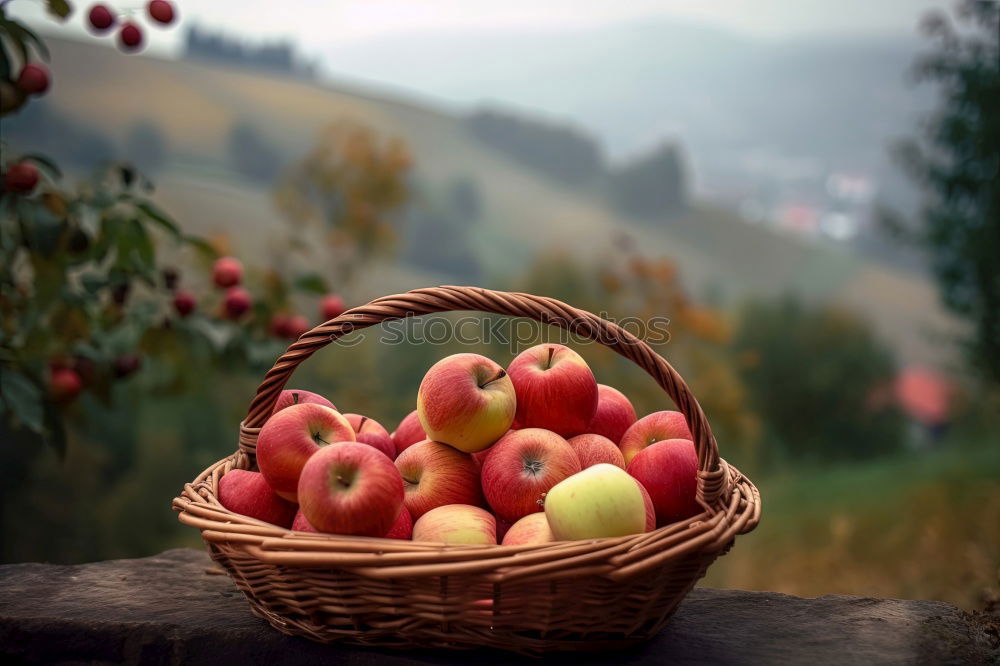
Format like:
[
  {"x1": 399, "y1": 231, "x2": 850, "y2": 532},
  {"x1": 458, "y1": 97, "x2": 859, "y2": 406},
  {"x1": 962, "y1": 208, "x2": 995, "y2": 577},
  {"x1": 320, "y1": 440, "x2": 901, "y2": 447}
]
[{"x1": 701, "y1": 440, "x2": 1000, "y2": 609}]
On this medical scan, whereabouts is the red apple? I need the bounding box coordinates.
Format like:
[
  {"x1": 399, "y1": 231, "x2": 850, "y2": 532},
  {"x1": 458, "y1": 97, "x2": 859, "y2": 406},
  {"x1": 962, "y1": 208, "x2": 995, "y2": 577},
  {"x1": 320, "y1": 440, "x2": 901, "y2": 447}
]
[
  {"x1": 626, "y1": 438, "x2": 700, "y2": 526},
  {"x1": 586, "y1": 384, "x2": 637, "y2": 445},
  {"x1": 619, "y1": 411, "x2": 693, "y2": 465},
  {"x1": 391, "y1": 409, "x2": 426, "y2": 456},
  {"x1": 297, "y1": 442, "x2": 404, "y2": 536},
  {"x1": 501, "y1": 512, "x2": 554, "y2": 546},
  {"x1": 212, "y1": 256, "x2": 243, "y2": 288},
  {"x1": 567, "y1": 433, "x2": 626, "y2": 469},
  {"x1": 417, "y1": 353, "x2": 516, "y2": 453},
  {"x1": 286, "y1": 314, "x2": 310, "y2": 339},
  {"x1": 320, "y1": 293, "x2": 346, "y2": 321},
  {"x1": 636, "y1": 479, "x2": 656, "y2": 532},
  {"x1": 147, "y1": 0, "x2": 175, "y2": 24},
  {"x1": 394, "y1": 439, "x2": 482, "y2": 519},
  {"x1": 291, "y1": 509, "x2": 317, "y2": 532},
  {"x1": 495, "y1": 515, "x2": 514, "y2": 543},
  {"x1": 88, "y1": 4, "x2": 116, "y2": 32},
  {"x1": 506, "y1": 344, "x2": 598, "y2": 437},
  {"x1": 412, "y1": 504, "x2": 496, "y2": 545},
  {"x1": 256, "y1": 403, "x2": 355, "y2": 501},
  {"x1": 118, "y1": 21, "x2": 143, "y2": 51},
  {"x1": 384, "y1": 506, "x2": 413, "y2": 540},
  {"x1": 4, "y1": 162, "x2": 39, "y2": 193},
  {"x1": 344, "y1": 413, "x2": 395, "y2": 459},
  {"x1": 16, "y1": 64, "x2": 50, "y2": 95},
  {"x1": 218, "y1": 470, "x2": 296, "y2": 528},
  {"x1": 222, "y1": 286, "x2": 252, "y2": 319},
  {"x1": 271, "y1": 389, "x2": 336, "y2": 416},
  {"x1": 173, "y1": 290, "x2": 196, "y2": 317},
  {"x1": 480, "y1": 428, "x2": 581, "y2": 523},
  {"x1": 48, "y1": 367, "x2": 82, "y2": 402}
]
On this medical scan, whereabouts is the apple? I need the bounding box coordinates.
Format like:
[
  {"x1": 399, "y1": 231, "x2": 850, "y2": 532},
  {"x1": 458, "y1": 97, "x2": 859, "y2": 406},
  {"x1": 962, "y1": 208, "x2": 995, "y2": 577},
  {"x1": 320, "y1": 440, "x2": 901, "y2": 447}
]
[
  {"x1": 619, "y1": 411, "x2": 693, "y2": 465},
  {"x1": 223, "y1": 286, "x2": 252, "y2": 319},
  {"x1": 394, "y1": 439, "x2": 482, "y2": 519},
  {"x1": 567, "y1": 433, "x2": 625, "y2": 469},
  {"x1": 586, "y1": 384, "x2": 637, "y2": 445},
  {"x1": 384, "y1": 506, "x2": 413, "y2": 540},
  {"x1": 172, "y1": 290, "x2": 196, "y2": 317},
  {"x1": 285, "y1": 314, "x2": 310, "y2": 340},
  {"x1": 501, "y1": 512, "x2": 554, "y2": 546},
  {"x1": 636, "y1": 479, "x2": 656, "y2": 532},
  {"x1": 291, "y1": 509, "x2": 318, "y2": 533},
  {"x1": 506, "y1": 344, "x2": 598, "y2": 437},
  {"x1": 625, "y1": 438, "x2": 700, "y2": 526},
  {"x1": 4, "y1": 162, "x2": 39, "y2": 193},
  {"x1": 256, "y1": 403, "x2": 355, "y2": 501},
  {"x1": 495, "y1": 515, "x2": 514, "y2": 543},
  {"x1": 16, "y1": 63, "x2": 50, "y2": 95},
  {"x1": 417, "y1": 353, "x2": 516, "y2": 453},
  {"x1": 391, "y1": 409, "x2": 426, "y2": 456},
  {"x1": 297, "y1": 441, "x2": 404, "y2": 536},
  {"x1": 544, "y1": 464, "x2": 647, "y2": 540},
  {"x1": 344, "y1": 413, "x2": 395, "y2": 459},
  {"x1": 212, "y1": 256, "x2": 243, "y2": 288},
  {"x1": 480, "y1": 428, "x2": 581, "y2": 523},
  {"x1": 48, "y1": 366, "x2": 83, "y2": 402},
  {"x1": 412, "y1": 504, "x2": 496, "y2": 545},
  {"x1": 218, "y1": 470, "x2": 296, "y2": 528},
  {"x1": 320, "y1": 293, "x2": 346, "y2": 321},
  {"x1": 271, "y1": 389, "x2": 337, "y2": 416}
]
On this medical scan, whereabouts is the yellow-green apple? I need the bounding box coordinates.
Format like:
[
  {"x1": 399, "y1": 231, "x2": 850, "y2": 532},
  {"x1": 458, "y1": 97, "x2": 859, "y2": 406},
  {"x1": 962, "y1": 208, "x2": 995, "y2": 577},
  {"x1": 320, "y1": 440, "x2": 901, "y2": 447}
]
[
  {"x1": 394, "y1": 439, "x2": 483, "y2": 519},
  {"x1": 501, "y1": 512, "x2": 554, "y2": 546},
  {"x1": 271, "y1": 389, "x2": 337, "y2": 416},
  {"x1": 586, "y1": 384, "x2": 637, "y2": 444},
  {"x1": 256, "y1": 403, "x2": 355, "y2": 501},
  {"x1": 297, "y1": 442, "x2": 404, "y2": 536},
  {"x1": 625, "y1": 438, "x2": 700, "y2": 526},
  {"x1": 506, "y1": 344, "x2": 598, "y2": 436},
  {"x1": 544, "y1": 464, "x2": 647, "y2": 539},
  {"x1": 619, "y1": 411, "x2": 693, "y2": 465},
  {"x1": 291, "y1": 509, "x2": 318, "y2": 532},
  {"x1": 344, "y1": 413, "x2": 395, "y2": 459},
  {"x1": 384, "y1": 506, "x2": 413, "y2": 540},
  {"x1": 567, "y1": 433, "x2": 626, "y2": 469},
  {"x1": 417, "y1": 353, "x2": 516, "y2": 453},
  {"x1": 391, "y1": 409, "x2": 426, "y2": 456},
  {"x1": 412, "y1": 504, "x2": 496, "y2": 545},
  {"x1": 480, "y1": 428, "x2": 581, "y2": 522},
  {"x1": 218, "y1": 470, "x2": 297, "y2": 528}
]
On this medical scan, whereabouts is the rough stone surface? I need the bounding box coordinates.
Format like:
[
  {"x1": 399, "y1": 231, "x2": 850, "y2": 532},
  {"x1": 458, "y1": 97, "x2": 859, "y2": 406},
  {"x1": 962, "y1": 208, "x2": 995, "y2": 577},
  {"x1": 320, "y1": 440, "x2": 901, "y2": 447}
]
[{"x1": 1, "y1": 548, "x2": 995, "y2": 664}]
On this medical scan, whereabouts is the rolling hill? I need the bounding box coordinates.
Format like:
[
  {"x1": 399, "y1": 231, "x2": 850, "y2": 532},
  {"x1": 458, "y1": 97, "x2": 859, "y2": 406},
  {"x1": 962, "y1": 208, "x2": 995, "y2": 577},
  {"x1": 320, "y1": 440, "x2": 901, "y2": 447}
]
[{"x1": 2, "y1": 36, "x2": 960, "y2": 368}]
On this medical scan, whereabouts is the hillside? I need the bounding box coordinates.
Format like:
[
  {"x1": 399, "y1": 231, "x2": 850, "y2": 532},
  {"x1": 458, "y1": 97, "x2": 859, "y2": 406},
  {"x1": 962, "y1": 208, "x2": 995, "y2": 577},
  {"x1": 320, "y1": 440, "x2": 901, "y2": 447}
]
[{"x1": 2, "y1": 36, "x2": 959, "y2": 367}]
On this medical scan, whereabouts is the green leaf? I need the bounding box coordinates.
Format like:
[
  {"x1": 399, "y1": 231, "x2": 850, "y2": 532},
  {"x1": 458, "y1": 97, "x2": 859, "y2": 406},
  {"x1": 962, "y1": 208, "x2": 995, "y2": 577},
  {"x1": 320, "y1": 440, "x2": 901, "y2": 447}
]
[
  {"x1": 0, "y1": 18, "x2": 51, "y2": 61},
  {"x1": 45, "y1": 0, "x2": 72, "y2": 20},
  {"x1": 182, "y1": 235, "x2": 220, "y2": 259},
  {"x1": 293, "y1": 273, "x2": 330, "y2": 295},
  {"x1": 1, "y1": 367, "x2": 45, "y2": 433},
  {"x1": 21, "y1": 153, "x2": 63, "y2": 179},
  {"x1": 136, "y1": 201, "x2": 181, "y2": 239}
]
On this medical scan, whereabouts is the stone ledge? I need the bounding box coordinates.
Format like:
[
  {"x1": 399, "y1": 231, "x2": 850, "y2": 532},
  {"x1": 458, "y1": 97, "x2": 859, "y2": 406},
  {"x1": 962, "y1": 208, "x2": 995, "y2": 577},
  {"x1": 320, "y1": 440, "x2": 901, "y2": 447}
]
[{"x1": 1, "y1": 548, "x2": 996, "y2": 664}]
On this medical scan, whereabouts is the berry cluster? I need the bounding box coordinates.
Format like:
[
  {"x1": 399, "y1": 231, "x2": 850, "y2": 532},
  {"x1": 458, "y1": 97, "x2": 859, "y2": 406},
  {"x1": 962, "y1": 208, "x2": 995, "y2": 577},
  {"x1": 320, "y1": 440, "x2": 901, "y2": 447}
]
[{"x1": 87, "y1": 1, "x2": 176, "y2": 53}]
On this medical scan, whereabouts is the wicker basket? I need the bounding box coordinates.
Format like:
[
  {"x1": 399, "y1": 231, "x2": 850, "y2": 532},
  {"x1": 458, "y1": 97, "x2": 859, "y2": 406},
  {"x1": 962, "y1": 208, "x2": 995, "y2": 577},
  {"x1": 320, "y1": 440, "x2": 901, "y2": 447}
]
[{"x1": 173, "y1": 285, "x2": 760, "y2": 654}]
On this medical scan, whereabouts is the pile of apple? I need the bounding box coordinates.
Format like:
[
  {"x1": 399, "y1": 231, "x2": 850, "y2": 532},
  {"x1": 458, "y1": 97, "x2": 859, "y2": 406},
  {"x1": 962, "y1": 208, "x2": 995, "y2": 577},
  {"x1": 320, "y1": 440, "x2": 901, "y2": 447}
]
[{"x1": 219, "y1": 344, "x2": 701, "y2": 546}]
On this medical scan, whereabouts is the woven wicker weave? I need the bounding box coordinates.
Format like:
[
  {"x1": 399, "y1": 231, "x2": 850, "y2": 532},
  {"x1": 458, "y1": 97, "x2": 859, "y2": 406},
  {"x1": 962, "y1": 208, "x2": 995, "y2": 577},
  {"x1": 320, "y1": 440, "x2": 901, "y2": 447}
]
[{"x1": 173, "y1": 285, "x2": 760, "y2": 654}]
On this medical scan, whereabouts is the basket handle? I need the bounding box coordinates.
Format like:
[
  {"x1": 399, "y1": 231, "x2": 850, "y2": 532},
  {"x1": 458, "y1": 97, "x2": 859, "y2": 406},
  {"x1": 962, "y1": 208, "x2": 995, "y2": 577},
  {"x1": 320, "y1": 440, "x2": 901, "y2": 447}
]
[{"x1": 242, "y1": 285, "x2": 727, "y2": 508}]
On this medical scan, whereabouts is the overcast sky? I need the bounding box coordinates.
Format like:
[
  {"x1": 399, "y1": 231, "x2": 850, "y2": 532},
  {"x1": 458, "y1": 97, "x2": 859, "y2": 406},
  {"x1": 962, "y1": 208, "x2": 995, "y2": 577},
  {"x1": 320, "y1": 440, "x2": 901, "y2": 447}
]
[{"x1": 13, "y1": 0, "x2": 935, "y2": 57}]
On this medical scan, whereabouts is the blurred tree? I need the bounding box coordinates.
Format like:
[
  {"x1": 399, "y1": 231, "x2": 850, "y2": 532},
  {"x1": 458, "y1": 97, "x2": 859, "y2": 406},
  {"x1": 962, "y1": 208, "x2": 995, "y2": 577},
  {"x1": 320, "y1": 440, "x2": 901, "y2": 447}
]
[
  {"x1": 228, "y1": 121, "x2": 283, "y2": 183},
  {"x1": 733, "y1": 296, "x2": 905, "y2": 462},
  {"x1": 891, "y1": 0, "x2": 1000, "y2": 384},
  {"x1": 124, "y1": 120, "x2": 167, "y2": 173},
  {"x1": 608, "y1": 142, "x2": 688, "y2": 220}
]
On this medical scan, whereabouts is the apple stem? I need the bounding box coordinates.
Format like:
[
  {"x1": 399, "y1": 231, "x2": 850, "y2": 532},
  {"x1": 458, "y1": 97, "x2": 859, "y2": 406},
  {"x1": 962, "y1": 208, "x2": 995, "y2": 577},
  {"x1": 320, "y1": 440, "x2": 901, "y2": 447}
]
[
  {"x1": 336, "y1": 474, "x2": 350, "y2": 488},
  {"x1": 479, "y1": 369, "x2": 507, "y2": 389},
  {"x1": 359, "y1": 416, "x2": 368, "y2": 430},
  {"x1": 313, "y1": 432, "x2": 330, "y2": 446},
  {"x1": 545, "y1": 347, "x2": 555, "y2": 369},
  {"x1": 291, "y1": 392, "x2": 301, "y2": 405}
]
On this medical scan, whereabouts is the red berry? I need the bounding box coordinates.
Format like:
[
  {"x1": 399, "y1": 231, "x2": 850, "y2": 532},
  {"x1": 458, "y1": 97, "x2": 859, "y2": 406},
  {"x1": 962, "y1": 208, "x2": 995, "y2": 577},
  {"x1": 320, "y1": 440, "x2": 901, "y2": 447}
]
[
  {"x1": 212, "y1": 257, "x2": 243, "y2": 288},
  {"x1": 88, "y1": 4, "x2": 116, "y2": 32},
  {"x1": 118, "y1": 22, "x2": 144, "y2": 51},
  {"x1": 270, "y1": 313, "x2": 292, "y2": 338},
  {"x1": 320, "y1": 294, "x2": 345, "y2": 321},
  {"x1": 4, "y1": 162, "x2": 39, "y2": 193},
  {"x1": 49, "y1": 367, "x2": 83, "y2": 403},
  {"x1": 16, "y1": 64, "x2": 50, "y2": 95},
  {"x1": 147, "y1": 0, "x2": 175, "y2": 25},
  {"x1": 286, "y1": 314, "x2": 310, "y2": 339},
  {"x1": 173, "y1": 290, "x2": 196, "y2": 317},
  {"x1": 223, "y1": 287, "x2": 252, "y2": 319},
  {"x1": 113, "y1": 354, "x2": 142, "y2": 378}
]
